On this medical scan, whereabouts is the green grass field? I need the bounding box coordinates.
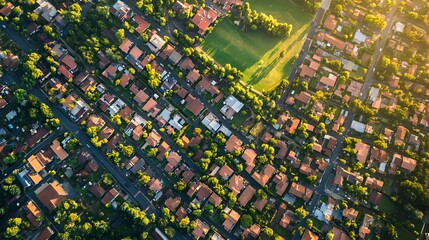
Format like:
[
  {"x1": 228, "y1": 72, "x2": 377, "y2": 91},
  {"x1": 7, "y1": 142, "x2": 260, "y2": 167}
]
[{"x1": 201, "y1": 0, "x2": 313, "y2": 92}]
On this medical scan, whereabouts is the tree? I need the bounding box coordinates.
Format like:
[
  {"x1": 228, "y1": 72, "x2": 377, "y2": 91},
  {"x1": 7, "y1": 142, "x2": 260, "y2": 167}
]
[
  {"x1": 240, "y1": 214, "x2": 253, "y2": 228},
  {"x1": 364, "y1": 14, "x2": 387, "y2": 30},
  {"x1": 174, "y1": 180, "x2": 187, "y2": 192},
  {"x1": 120, "y1": 144, "x2": 134, "y2": 157},
  {"x1": 164, "y1": 227, "x2": 175, "y2": 238},
  {"x1": 115, "y1": 29, "x2": 125, "y2": 43},
  {"x1": 227, "y1": 192, "x2": 237, "y2": 206},
  {"x1": 264, "y1": 227, "x2": 274, "y2": 237},
  {"x1": 255, "y1": 189, "x2": 267, "y2": 200},
  {"x1": 295, "y1": 206, "x2": 309, "y2": 220},
  {"x1": 179, "y1": 216, "x2": 190, "y2": 229},
  {"x1": 137, "y1": 171, "x2": 151, "y2": 185},
  {"x1": 60, "y1": 3, "x2": 82, "y2": 23},
  {"x1": 111, "y1": 114, "x2": 122, "y2": 125},
  {"x1": 14, "y1": 89, "x2": 27, "y2": 104},
  {"x1": 40, "y1": 103, "x2": 54, "y2": 119}
]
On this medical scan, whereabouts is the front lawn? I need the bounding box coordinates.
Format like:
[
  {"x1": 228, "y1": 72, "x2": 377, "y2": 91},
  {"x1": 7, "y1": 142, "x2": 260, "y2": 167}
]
[{"x1": 201, "y1": 0, "x2": 313, "y2": 92}]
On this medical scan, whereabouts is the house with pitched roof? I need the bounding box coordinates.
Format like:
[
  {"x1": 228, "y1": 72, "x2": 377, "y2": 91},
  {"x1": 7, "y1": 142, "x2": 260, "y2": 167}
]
[{"x1": 36, "y1": 180, "x2": 67, "y2": 212}]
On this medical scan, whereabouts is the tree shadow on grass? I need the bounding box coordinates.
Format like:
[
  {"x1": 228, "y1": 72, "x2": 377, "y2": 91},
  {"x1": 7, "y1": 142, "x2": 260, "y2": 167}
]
[{"x1": 246, "y1": 59, "x2": 279, "y2": 86}]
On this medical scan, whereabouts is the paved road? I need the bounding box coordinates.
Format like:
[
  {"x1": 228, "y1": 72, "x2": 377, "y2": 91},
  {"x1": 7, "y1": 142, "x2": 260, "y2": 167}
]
[
  {"x1": 279, "y1": 0, "x2": 332, "y2": 105},
  {"x1": 0, "y1": 20, "x2": 162, "y2": 221},
  {"x1": 360, "y1": 0, "x2": 401, "y2": 100},
  {"x1": 0, "y1": 22, "x2": 36, "y2": 53},
  {"x1": 291, "y1": 0, "x2": 402, "y2": 238},
  {"x1": 0, "y1": 129, "x2": 62, "y2": 182},
  {"x1": 30, "y1": 89, "x2": 159, "y2": 215}
]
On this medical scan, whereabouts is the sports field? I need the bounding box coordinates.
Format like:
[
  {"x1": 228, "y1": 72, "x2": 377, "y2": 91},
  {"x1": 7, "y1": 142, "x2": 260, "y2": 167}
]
[{"x1": 201, "y1": 0, "x2": 313, "y2": 92}]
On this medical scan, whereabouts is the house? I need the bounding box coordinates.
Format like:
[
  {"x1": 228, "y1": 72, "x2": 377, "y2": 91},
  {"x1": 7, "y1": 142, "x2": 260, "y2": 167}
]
[
  {"x1": 50, "y1": 140, "x2": 68, "y2": 161},
  {"x1": 208, "y1": 192, "x2": 222, "y2": 207},
  {"x1": 149, "y1": 178, "x2": 163, "y2": 192},
  {"x1": 238, "y1": 186, "x2": 255, "y2": 206},
  {"x1": 164, "y1": 151, "x2": 181, "y2": 173},
  {"x1": 251, "y1": 164, "x2": 275, "y2": 186},
  {"x1": 365, "y1": 177, "x2": 384, "y2": 190},
  {"x1": 242, "y1": 148, "x2": 257, "y2": 173},
  {"x1": 343, "y1": 208, "x2": 359, "y2": 221},
  {"x1": 0, "y1": 2, "x2": 14, "y2": 16},
  {"x1": 119, "y1": 38, "x2": 133, "y2": 53},
  {"x1": 394, "y1": 125, "x2": 408, "y2": 144},
  {"x1": 134, "y1": 15, "x2": 150, "y2": 34},
  {"x1": 25, "y1": 201, "x2": 42, "y2": 228},
  {"x1": 89, "y1": 183, "x2": 106, "y2": 198},
  {"x1": 192, "y1": 219, "x2": 210, "y2": 240},
  {"x1": 34, "y1": 0, "x2": 57, "y2": 21},
  {"x1": 133, "y1": 90, "x2": 149, "y2": 106},
  {"x1": 243, "y1": 224, "x2": 261, "y2": 239},
  {"x1": 3, "y1": 52, "x2": 20, "y2": 70},
  {"x1": 389, "y1": 153, "x2": 416, "y2": 173},
  {"x1": 142, "y1": 98, "x2": 161, "y2": 117},
  {"x1": 101, "y1": 188, "x2": 119, "y2": 205},
  {"x1": 186, "y1": 69, "x2": 201, "y2": 84},
  {"x1": 225, "y1": 135, "x2": 242, "y2": 153},
  {"x1": 165, "y1": 196, "x2": 181, "y2": 212},
  {"x1": 289, "y1": 182, "x2": 313, "y2": 201},
  {"x1": 294, "y1": 91, "x2": 311, "y2": 107},
  {"x1": 228, "y1": 174, "x2": 245, "y2": 196},
  {"x1": 320, "y1": 74, "x2": 337, "y2": 88},
  {"x1": 300, "y1": 65, "x2": 316, "y2": 78},
  {"x1": 191, "y1": 8, "x2": 218, "y2": 35},
  {"x1": 218, "y1": 165, "x2": 234, "y2": 180},
  {"x1": 61, "y1": 55, "x2": 77, "y2": 71},
  {"x1": 302, "y1": 229, "x2": 319, "y2": 240},
  {"x1": 25, "y1": 126, "x2": 49, "y2": 148},
  {"x1": 272, "y1": 172, "x2": 288, "y2": 196},
  {"x1": 196, "y1": 76, "x2": 220, "y2": 95},
  {"x1": 355, "y1": 142, "x2": 370, "y2": 164},
  {"x1": 102, "y1": 64, "x2": 118, "y2": 80},
  {"x1": 196, "y1": 183, "x2": 212, "y2": 201},
  {"x1": 119, "y1": 72, "x2": 134, "y2": 87},
  {"x1": 147, "y1": 33, "x2": 166, "y2": 53},
  {"x1": 185, "y1": 94, "x2": 204, "y2": 116},
  {"x1": 27, "y1": 154, "x2": 45, "y2": 173},
  {"x1": 369, "y1": 190, "x2": 382, "y2": 206},
  {"x1": 110, "y1": 0, "x2": 133, "y2": 21},
  {"x1": 332, "y1": 227, "x2": 350, "y2": 240},
  {"x1": 223, "y1": 209, "x2": 240, "y2": 232},
  {"x1": 98, "y1": 127, "x2": 114, "y2": 141},
  {"x1": 145, "y1": 130, "x2": 161, "y2": 147},
  {"x1": 36, "y1": 180, "x2": 67, "y2": 212},
  {"x1": 221, "y1": 95, "x2": 244, "y2": 119},
  {"x1": 333, "y1": 167, "x2": 364, "y2": 187},
  {"x1": 324, "y1": 14, "x2": 338, "y2": 31},
  {"x1": 35, "y1": 227, "x2": 54, "y2": 240},
  {"x1": 179, "y1": 57, "x2": 195, "y2": 71},
  {"x1": 168, "y1": 50, "x2": 183, "y2": 65}
]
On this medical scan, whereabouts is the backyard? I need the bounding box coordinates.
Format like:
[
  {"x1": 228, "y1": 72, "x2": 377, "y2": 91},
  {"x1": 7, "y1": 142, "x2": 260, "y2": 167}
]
[{"x1": 201, "y1": 0, "x2": 313, "y2": 92}]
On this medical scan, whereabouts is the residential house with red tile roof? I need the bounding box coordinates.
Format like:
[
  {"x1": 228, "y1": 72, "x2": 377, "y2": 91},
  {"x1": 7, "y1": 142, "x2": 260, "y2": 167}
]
[
  {"x1": 101, "y1": 188, "x2": 119, "y2": 205},
  {"x1": 225, "y1": 134, "x2": 242, "y2": 153},
  {"x1": 289, "y1": 182, "x2": 313, "y2": 201},
  {"x1": 185, "y1": 94, "x2": 204, "y2": 116},
  {"x1": 252, "y1": 164, "x2": 275, "y2": 186},
  {"x1": 191, "y1": 8, "x2": 218, "y2": 35},
  {"x1": 228, "y1": 174, "x2": 245, "y2": 196},
  {"x1": 223, "y1": 210, "x2": 240, "y2": 232},
  {"x1": 238, "y1": 185, "x2": 255, "y2": 206},
  {"x1": 36, "y1": 180, "x2": 67, "y2": 212}
]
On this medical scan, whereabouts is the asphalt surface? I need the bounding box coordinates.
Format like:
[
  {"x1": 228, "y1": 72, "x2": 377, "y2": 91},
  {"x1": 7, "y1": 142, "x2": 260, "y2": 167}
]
[
  {"x1": 290, "y1": 0, "x2": 402, "y2": 238},
  {"x1": 279, "y1": 0, "x2": 331, "y2": 105}
]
